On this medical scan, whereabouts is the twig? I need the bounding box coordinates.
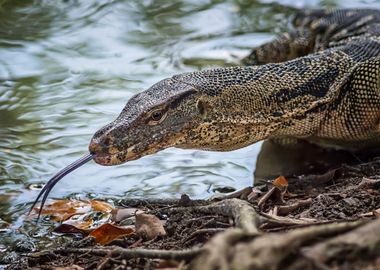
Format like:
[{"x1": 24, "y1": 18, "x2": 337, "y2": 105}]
[
  {"x1": 212, "y1": 186, "x2": 254, "y2": 200},
  {"x1": 357, "y1": 177, "x2": 380, "y2": 189},
  {"x1": 183, "y1": 228, "x2": 226, "y2": 246},
  {"x1": 260, "y1": 212, "x2": 318, "y2": 227},
  {"x1": 277, "y1": 198, "x2": 312, "y2": 216}
]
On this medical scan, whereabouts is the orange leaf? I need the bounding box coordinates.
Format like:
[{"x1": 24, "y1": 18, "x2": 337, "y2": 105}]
[
  {"x1": 273, "y1": 176, "x2": 288, "y2": 188},
  {"x1": 89, "y1": 223, "x2": 134, "y2": 245}
]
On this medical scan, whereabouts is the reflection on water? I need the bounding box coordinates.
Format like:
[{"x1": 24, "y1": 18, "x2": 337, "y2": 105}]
[{"x1": 1, "y1": 0, "x2": 380, "y2": 256}]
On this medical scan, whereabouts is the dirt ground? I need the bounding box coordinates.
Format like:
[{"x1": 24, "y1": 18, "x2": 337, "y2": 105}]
[{"x1": 5, "y1": 158, "x2": 380, "y2": 270}]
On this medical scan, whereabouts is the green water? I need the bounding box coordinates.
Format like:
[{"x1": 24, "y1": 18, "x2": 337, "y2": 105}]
[{"x1": 1, "y1": 0, "x2": 380, "y2": 259}]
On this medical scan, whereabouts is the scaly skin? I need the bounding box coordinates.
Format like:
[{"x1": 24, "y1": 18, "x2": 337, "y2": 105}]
[{"x1": 89, "y1": 8, "x2": 380, "y2": 166}]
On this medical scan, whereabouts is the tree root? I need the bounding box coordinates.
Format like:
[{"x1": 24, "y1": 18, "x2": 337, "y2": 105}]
[
  {"x1": 190, "y1": 228, "x2": 250, "y2": 270},
  {"x1": 169, "y1": 198, "x2": 262, "y2": 234},
  {"x1": 304, "y1": 218, "x2": 380, "y2": 264},
  {"x1": 54, "y1": 246, "x2": 203, "y2": 262},
  {"x1": 191, "y1": 218, "x2": 366, "y2": 270}
]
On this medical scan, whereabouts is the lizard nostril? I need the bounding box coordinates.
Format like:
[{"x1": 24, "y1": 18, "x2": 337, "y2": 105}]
[
  {"x1": 89, "y1": 136, "x2": 113, "y2": 154},
  {"x1": 103, "y1": 137, "x2": 111, "y2": 146},
  {"x1": 89, "y1": 141, "x2": 101, "y2": 154}
]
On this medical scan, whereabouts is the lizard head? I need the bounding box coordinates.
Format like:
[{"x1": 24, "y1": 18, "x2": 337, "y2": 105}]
[
  {"x1": 89, "y1": 66, "x2": 279, "y2": 166},
  {"x1": 89, "y1": 76, "x2": 212, "y2": 165}
]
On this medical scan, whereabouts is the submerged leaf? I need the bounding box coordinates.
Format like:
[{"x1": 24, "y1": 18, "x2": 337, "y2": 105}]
[{"x1": 32, "y1": 199, "x2": 114, "y2": 222}]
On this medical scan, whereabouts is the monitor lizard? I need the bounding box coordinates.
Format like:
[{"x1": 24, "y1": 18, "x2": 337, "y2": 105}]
[{"x1": 30, "y1": 8, "x2": 380, "y2": 217}]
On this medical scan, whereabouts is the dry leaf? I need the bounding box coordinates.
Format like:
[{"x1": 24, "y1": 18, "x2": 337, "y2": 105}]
[
  {"x1": 135, "y1": 213, "x2": 166, "y2": 240},
  {"x1": 111, "y1": 208, "x2": 139, "y2": 222},
  {"x1": 312, "y1": 168, "x2": 341, "y2": 186},
  {"x1": 273, "y1": 176, "x2": 288, "y2": 188},
  {"x1": 89, "y1": 223, "x2": 134, "y2": 245}
]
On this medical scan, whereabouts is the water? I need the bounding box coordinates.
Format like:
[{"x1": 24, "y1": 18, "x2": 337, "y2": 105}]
[{"x1": 1, "y1": 0, "x2": 380, "y2": 256}]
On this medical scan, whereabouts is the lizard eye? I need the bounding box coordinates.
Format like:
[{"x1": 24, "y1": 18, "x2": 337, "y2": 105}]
[
  {"x1": 148, "y1": 110, "x2": 167, "y2": 125},
  {"x1": 151, "y1": 111, "x2": 163, "y2": 121}
]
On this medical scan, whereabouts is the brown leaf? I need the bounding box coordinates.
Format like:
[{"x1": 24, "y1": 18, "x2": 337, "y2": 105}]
[
  {"x1": 54, "y1": 224, "x2": 91, "y2": 235},
  {"x1": 89, "y1": 223, "x2": 134, "y2": 245},
  {"x1": 312, "y1": 168, "x2": 342, "y2": 186},
  {"x1": 135, "y1": 213, "x2": 166, "y2": 240}
]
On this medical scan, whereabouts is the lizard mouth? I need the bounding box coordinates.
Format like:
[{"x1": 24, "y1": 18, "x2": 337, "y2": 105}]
[
  {"x1": 92, "y1": 145, "x2": 161, "y2": 166},
  {"x1": 92, "y1": 150, "x2": 131, "y2": 165}
]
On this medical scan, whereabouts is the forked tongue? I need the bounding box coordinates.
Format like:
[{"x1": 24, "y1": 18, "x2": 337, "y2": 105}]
[{"x1": 28, "y1": 154, "x2": 94, "y2": 221}]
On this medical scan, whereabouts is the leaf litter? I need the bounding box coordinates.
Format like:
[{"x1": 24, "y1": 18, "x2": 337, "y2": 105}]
[{"x1": 5, "y1": 160, "x2": 380, "y2": 269}]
